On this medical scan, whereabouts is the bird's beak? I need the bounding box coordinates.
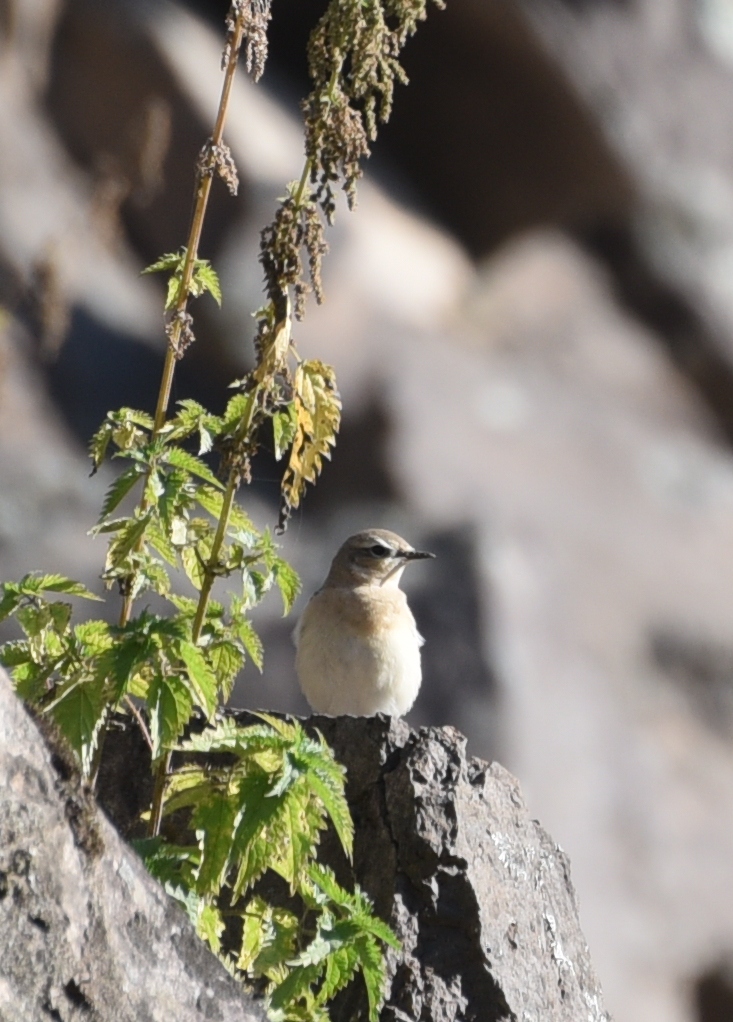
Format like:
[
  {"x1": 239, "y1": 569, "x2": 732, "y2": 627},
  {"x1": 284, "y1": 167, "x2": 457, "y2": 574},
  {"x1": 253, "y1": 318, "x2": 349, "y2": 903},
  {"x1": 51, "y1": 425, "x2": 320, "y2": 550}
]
[{"x1": 403, "y1": 549, "x2": 435, "y2": 561}]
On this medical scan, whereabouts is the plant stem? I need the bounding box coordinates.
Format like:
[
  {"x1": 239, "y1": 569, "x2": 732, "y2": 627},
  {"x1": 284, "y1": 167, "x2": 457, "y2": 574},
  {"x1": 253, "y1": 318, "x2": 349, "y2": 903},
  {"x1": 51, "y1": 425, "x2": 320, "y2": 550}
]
[
  {"x1": 192, "y1": 483, "x2": 237, "y2": 643},
  {"x1": 118, "y1": 10, "x2": 248, "y2": 636},
  {"x1": 148, "y1": 751, "x2": 171, "y2": 838},
  {"x1": 190, "y1": 388, "x2": 259, "y2": 645},
  {"x1": 153, "y1": 11, "x2": 247, "y2": 433},
  {"x1": 128, "y1": 11, "x2": 247, "y2": 828}
]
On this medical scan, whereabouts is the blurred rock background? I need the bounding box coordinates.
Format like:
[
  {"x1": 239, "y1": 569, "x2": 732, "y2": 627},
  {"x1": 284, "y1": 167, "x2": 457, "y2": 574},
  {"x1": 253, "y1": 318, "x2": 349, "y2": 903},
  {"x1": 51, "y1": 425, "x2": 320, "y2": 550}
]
[{"x1": 3, "y1": 0, "x2": 733, "y2": 1019}]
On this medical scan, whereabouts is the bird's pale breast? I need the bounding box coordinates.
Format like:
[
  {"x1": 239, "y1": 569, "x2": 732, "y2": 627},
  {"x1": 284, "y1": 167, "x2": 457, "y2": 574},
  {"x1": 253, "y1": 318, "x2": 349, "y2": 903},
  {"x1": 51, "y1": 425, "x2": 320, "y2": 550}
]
[{"x1": 295, "y1": 585, "x2": 423, "y2": 716}]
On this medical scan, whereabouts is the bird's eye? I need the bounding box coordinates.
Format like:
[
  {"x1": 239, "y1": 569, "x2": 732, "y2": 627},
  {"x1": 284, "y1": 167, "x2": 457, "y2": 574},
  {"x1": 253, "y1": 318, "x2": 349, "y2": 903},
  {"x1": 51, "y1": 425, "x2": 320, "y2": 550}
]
[{"x1": 368, "y1": 544, "x2": 391, "y2": 558}]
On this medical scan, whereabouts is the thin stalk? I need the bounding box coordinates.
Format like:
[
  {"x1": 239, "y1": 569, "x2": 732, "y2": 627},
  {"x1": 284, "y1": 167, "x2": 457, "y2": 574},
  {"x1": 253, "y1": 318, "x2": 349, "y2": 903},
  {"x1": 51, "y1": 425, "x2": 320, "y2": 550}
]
[
  {"x1": 153, "y1": 11, "x2": 247, "y2": 433},
  {"x1": 191, "y1": 388, "x2": 259, "y2": 644},
  {"x1": 148, "y1": 751, "x2": 171, "y2": 838},
  {"x1": 192, "y1": 483, "x2": 237, "y2": 643},
  {"x1": 118, "y1": 9, "x2": 248, "y2": 634},
  {"x1": 113, "y1": 11, "x2": 247, "y2": 817}
]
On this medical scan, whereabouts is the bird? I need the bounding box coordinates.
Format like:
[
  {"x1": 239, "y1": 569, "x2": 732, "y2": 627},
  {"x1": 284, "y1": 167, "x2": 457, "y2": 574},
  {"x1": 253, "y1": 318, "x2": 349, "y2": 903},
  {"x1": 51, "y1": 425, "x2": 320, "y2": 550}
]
[{"x1": 294, "y1": 529, "x2": 435, "y2": 717}]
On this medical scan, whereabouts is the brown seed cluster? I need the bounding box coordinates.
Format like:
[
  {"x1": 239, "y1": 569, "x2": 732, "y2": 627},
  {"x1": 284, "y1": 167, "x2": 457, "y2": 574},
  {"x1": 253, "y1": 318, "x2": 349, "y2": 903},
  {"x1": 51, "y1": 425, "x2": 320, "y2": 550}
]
[
  {"x1": 223, "y1": 0, "x2": 272, "y2": 82},
  {"x1": 259, "y1": 195, "x2": 328, "y2": 322},
  {"x1": 197, "y1": 139, "x2": 240, "y2": 197},
  {"x1": 166, "y1": 310, "x2": 195, "y2": 359}
]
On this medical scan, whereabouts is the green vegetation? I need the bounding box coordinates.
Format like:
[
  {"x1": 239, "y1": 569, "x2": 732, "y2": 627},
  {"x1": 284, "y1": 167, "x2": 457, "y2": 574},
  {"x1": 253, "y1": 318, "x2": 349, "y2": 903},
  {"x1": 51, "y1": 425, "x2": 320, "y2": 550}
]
[{"x1": 0, "y1": 0, "x2": 442, "y2": 1016}]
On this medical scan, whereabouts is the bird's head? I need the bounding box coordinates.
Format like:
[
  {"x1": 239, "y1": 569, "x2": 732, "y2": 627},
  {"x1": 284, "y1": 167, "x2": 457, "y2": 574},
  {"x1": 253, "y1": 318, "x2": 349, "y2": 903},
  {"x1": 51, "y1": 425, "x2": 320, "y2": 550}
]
[{"x1": 326, "y1": 529, "x2": 435, "y2": 588}]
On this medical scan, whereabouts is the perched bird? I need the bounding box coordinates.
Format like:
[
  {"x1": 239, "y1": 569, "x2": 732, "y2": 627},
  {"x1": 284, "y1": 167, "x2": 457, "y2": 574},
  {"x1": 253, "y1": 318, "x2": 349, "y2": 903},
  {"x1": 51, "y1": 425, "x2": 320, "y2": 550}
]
[{"x1": 294, "y1": 529, "x2": 434, "y2": 717}]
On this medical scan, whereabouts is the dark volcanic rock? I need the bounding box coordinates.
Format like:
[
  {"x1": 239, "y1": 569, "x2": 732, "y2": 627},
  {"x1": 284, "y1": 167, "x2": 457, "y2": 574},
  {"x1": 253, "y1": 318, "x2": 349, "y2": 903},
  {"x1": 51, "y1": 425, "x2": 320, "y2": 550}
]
[
  {"x1": 0, "y1": 669, "x2": 264, "y2": 1022},
  {"x1": 308, "y1": 715, "x2": 610, "y2": 1022},
  {"x1": 98, "y1": 705, "x2": 610, "y2": 1022}
]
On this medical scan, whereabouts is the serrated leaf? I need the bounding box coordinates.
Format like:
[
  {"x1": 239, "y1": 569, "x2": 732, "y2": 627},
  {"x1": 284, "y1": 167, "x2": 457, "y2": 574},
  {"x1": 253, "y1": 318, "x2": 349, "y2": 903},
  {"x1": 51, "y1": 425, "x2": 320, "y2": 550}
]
[
  {"x1": 0, "y1": 589, "x2": 21, "y2": 622},
  {"x1": 222, "y1": 391, "x2": 255, "y2": 432},
  {"x1": 319, "y1": 944, "x2": 361, "y2": 1004},
  {"x1": 181, "y1": 546, "x2": 206, "y2": 590},
  {"x1": 105, "y1": 514, "x2": 152, "y2": 570},
  {"x1": 74, "y1": 619, "x2": 113, "y2": 656},
  {"x1": 192, "y1": 260, "x2": 222, "y2": 306},
  {"x1": 89, "y1": 422, "x2": 113, "y2": 472},
  {"x1": 231, "y1": 773, "x2": 288, "y2": 899},
  {"x1": 49, "y1": 601, "x2": 72, "y2": 635},
  {"x1": 165, "y1": 274, "x2": 182, "y2": 311},
  {"x1": 355, "y1": 933, "x2": 386, "y2": 1022},
  {"x1": 177, "y1": 640, "x2": 218, "y2": 718},
  {"x1": 253, "y1": 906, "x2": 299, "y2": 976},
  {"x1": 208, "y1": 640, "x2": 244, "y2": 697},
  {"x1": 166, "y1": 447, "x2": 223, "y2": 489},
  {"x1": 272, "y1": 405, "x2": 298, "y2": 461},
  {"x1": 280, "y1": 361, "x2": 341, "y2": 527},
  {"x1": 142, "y1": 251, "x2": 185, "y2": 275},
  {"x1": 18, "y1": 574, "x2": 102, "y2": 601},
  {"x1": 272, "y1": 559, "x2": 301, "y2": 615},
  {"x1": 195, "y1": 486, "x2": 256, "y2": 537},
  {"x1": 269, "y1": 965, "x2": 321, "y2": 1013},
  {"x1": 192, "y1": 790, "x2": 238, "y2": 895},
  {"x1": 148, "y1": 673, "x2": 194, "y2": 758},
  {"x1": 47, "y1": 677, "x2": 107, "y2": 777},
  {"x1": 238, "y1": 897, "x2": 269, "y2": 972},
  {"x1": 146, "y1": 519, "x2": 178, "y2": 567},
  {"x1": 233, "y1": 616, "x2": 263, "y2": 671},
  {"x1": 0, "y1": 640, "x2": 32, "y2": 667},
  {"x1": 304, "y1": 762, "x2": 352, "y2": 862},
  {"x1": 196, "y1": 902, "x2": 225, "y2": 954},
  {"x1": 100, "y1": 466, "x2": 144, "y2": 519}
]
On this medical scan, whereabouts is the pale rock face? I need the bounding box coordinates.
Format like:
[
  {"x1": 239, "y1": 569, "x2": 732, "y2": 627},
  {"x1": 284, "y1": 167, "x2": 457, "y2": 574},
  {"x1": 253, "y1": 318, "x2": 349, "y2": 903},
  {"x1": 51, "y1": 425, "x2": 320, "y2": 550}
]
[{"x1": 295, "y1": 585, "x2": 424, "y2": 717}]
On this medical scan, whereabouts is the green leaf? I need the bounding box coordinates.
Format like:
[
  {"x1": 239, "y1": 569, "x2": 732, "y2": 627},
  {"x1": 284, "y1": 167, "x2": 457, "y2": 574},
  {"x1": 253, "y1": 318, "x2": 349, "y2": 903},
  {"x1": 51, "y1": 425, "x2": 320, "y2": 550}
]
[
  {"x1": 181, "y1": 546, "x2": 206, "y2": 591},
  {"x1": 252, "y1": 906, "x2": 299, "y2": 975},
  {"x1": 74, "y1": 619, "x2": 113, "y2": 655},
  {"x1": 0, "y1": 588, "x2": 21, "y2": 622},
  {"x1": 148, "y1": 673, "x2": 194, "y2": 758},
  {"x1": 272, "y1": 405, "x2": 298, "y2": 461},
  {"x1": 304, "y1": 763, "x2": 352, "y2": 861},
  {"x1": 105, "y1": 514, "x2": 152, "y2": 570},
  {"x1": 0, "y1": 640, "x2": 32, "y2": 668},
  {"x1": 89, "y1": 422, "x2": 113, "y2": 472},
  {"x1": 319, "y1": 945, "x2": 360, "y2": 1004},
  {"x1": 231, "y1": 773, "x2": 288, "y2": 899},
  {"x1": 147, "y1": 519, "x2": 178, "y2": 567},
  {"x1": 355, "y1": 933, "x2": 386, "y2": 1022},
  {"x1": 272, "y1": 559, "x2": 301, "y2": 615},
  {"x1": 196, "y1": 902, "x2": 225, "y2": 954},
  {"x1": 208, "y1": 640, "x2": 244, "y2": 697},
  {"x1": 191, "y1": 259, "x2": 222, "y2": 306},
  {"x1": 165, "y1": 274, "x2": 182, "y2": 311},
  {"x1": 18, "y1": 573, "x2": 102, "y2": 601},
  {"x1": 47, "y1": 677, "x2": 107, "y2": 777},
  {"x1": 269, "y1": 965, "x2": 321, "y2": 1013},
  {"x1": 49, "y1": 601, "x2": 72, "y2": 635},
  {"x1": 192, "y1": 790, "x2": 239, "y2": 895},
  {"x1": 141, "y1": 251, "x2": 185, "y2": 275},
  {"x1": 100, "y1": 466, "x2": 144, "y2": 519},
  {"x1": 177, "y1": 640, "x2": 218, "y2": 718},
  {"x1": 222, "y1": 392, "x2": 254, "y2": 432},
  {"x1": 166, "y1": 448, "x2": 223, "y2": 489},
  {"x1": 233, "y1": 616, "x2": 264, "y2": 671},
  {"x1": 195, "y1": 486, "x2": 256, "y2": 536},
  {"x1": 12, "y1": 660, "x2": 52, "y2": 703},
  {"x1": 237, "y1": 896, "x2": 269, "y2": 972}
]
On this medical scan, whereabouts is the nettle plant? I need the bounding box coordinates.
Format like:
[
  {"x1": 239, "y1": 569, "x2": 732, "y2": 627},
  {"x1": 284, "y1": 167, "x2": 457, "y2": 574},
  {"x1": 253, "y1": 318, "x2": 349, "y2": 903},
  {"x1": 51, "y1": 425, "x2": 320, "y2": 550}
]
[{"x1": 0, "y1": 0, "x2": 442, "y2": 1018}]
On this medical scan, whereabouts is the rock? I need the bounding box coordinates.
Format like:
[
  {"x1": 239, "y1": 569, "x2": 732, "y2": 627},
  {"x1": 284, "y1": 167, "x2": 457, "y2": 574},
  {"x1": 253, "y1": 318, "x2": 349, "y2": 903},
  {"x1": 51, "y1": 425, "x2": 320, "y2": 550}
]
[
  {"x1": 0, "y1": 668, "x2": 264, "y2": 1022},
  {"x1": 97, "y1": 708, "x2": 610, "y2": 1022},
  {"x1": 312, "y1": 714, "x2": 609, "y2": 1022}
]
